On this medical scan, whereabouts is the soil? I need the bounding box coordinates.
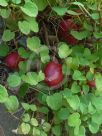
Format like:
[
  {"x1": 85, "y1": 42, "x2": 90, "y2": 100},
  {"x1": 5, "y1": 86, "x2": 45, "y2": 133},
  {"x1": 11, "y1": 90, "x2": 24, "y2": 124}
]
[{"x1": 0, "y1": 104, "x2": 23, "y2": 136}]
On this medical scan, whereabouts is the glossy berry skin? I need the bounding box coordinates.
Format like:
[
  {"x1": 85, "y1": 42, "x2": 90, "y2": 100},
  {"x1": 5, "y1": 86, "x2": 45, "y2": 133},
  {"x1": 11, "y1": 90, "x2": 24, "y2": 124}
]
[
  {"x1": 44, "y1": 62, "x2": 63, "y2": 87},
  {"x1": 58, "y1": 19, "x2": 79, "y2": 45},
  {"x1": 5, "y1": 52, "x2": 25, "y2": 69},
  {"x1": 87, "y1": 80, "x2": 96, "y2": 88}
]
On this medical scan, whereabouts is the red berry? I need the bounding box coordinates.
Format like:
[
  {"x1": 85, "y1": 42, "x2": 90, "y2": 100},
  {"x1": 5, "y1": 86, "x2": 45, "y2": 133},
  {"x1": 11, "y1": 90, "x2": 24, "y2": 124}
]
[
  {"x1": 87, "y1": 80, "x2": 96, "y2": 88},
  {"x1": 5, "y1": 52, "x2": 25, "y2": 69},
  {"x1": 44, "y1": 61, "x2": 63, "y2": 87},
  {"x1": 58, "y1": 19, "x2": 79, "y2": 45}
]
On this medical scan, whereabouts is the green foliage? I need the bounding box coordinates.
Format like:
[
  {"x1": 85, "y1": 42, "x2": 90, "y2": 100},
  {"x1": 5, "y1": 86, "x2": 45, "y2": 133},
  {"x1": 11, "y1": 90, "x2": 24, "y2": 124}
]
[
  {"x1": 57, "y1": 108, "x2": 69, "y2": 120},
  {"x1": 0, "y1": 0, "x2": 8, "y2": 7},
  {"x1": 95, "y1": 74, "x2": 102, "y2": 93},
  {"x1": 0, "y1": 0, "x2": 102, "y2": 136},
  {"x1": 18, "y1": 83, "x2": 29, "y2": 97},
  {"x1": 18, "y1": 47, "x2": 30, "y2": 58},
  {"x1": 20, "y1": 1, "x2": 38, "y2": 17},
  {"x1": 4, "y1": 96, "x2": 19, "y2": 112},
  {"x1": 2, "y1": 29, "x2": 15, "y2": 42},
  {"x1": 18, "y1": 21, "x2": 31, "y2": 35},
  {"x1": 40, "y1": 46, "x2": 50, "y2": 63},
  {"x1": 7, "y1": 73, "x2": 21, "y2": 87},
  {"x1": 0, "y1": 8, "x2": 11, "y2": 19},
  {"x1": 53, "y1": 6, "x2": 68, "y2": 16},
  {"x1": 0, "y1": 44, "x2": 9, "y2": 57},
  {"x1": 72, "y1": 70, "x2": 86, "y2": 81},
  {"x1": 88, "y1": 121, "x2": 99, "y2": 134},
  {"x1": 18, "y1": 18, "x2": 39, "y2": 34},
  {"x1": 22, "y1": 113, "x2": 30, "y2": 122},
  {"x1": 58, "y1": 42, "x2": 72, "y2": 58},
  {"x1": 20, "y1": 122, "x2": 31, "y2": 135},
  {"x1": 30, "y1": 118, "x2": 38, "y2": 126},
  {"x1": 52, "y1": 125, "x2": 61, "y2": 136},
  {"x1": 21, "y1": 71, "x2": 45, "y2": 85},
  {"x1": 46, "y1": 93, "x2": 62, "y2": 110},
  {"x1": 68, "y1": 112, "x2": 81, "y2": 127},
  {"x1": 11, "y1": 0, "x2": 21, "y2": 4},
  {"x1": 71, "y1": 82, "x2": 80, "y2": 94},
  {"x1": 33, "y1": 0, "x2": 48, "y2": 11},
  {"x1": 27, "y1": 36, "x2": 41, "y2": 53},
  {"x1": 0, "y1": 85, "x2": 19, "y2": 112},
  {"x1": 65, "y1": 95, "x2": 80, "y2": 110},
  {"x1": 0, "y1": 85, "x2": 8, "y2": 103},
  {"x1": 71, "y1": 30, "x2": 89, "y2": 40}
]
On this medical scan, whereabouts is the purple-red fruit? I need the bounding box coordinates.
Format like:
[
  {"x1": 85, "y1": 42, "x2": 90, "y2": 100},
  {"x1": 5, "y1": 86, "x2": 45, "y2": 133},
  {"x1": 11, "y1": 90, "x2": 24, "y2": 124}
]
[
  {"x1": 44, "y1": 61, "x2": 63, "y2": 86},
  {"x1": 5, "y1": 52, "x2": 25, "y2": 69},
  {"x1": 87, "y1": 80, "x2": 96, "y2": 88},
  {"x1": 58, "y1": 19, "x2": 80, "y2": 45}
]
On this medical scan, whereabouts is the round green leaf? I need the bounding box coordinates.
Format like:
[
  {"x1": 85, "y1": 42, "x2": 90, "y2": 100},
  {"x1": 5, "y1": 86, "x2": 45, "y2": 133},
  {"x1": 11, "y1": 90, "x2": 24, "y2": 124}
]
[
  {"x1": 21, "y1": 72, "x2": 38, "y2": 85},
  {"x1": 30, "y1": 104, "x2": 37, "y2": 111},
  {"x1": 18, "y1": 47, "x2": 30, "y2": 58},
  {"x1": 2, "y1": 29, "x2": 15, "y2": 42},
  {"x1": 7, "y1": 74, "x2": 21, "y2": 87},
  {"x1": 21, "y1": 103, "x2": 30, "y2": 111},
  {"x1": 22, "y1": 113, "x2": 30, "y2": 123},
  {"x1": 37, "y1": 71, "x2": 45, "y2": 82},
  {"x1": 30, "y1": 118, "x2": 38, "y2": 126},
  {"x1": 0, "y1": 0, "x2": 8, "y2": 7},
  {"x1": 33, "y1": 127, "x2": 40, "y2": 135},
  {"x1": 57, "y1": 108, "x2": 69, "y2": 120},
  {"x1": 0, "y1": 85, "x2": 8, "y2": 103},
  {"x1": 18, "y1": 21, "x2": 30, "y2": 35},
  {"x1": 0, "y1": 9, "x2": 11, "y2": 18},
  {"x1": 19, "y1": 61, "x2": 28, "y2": 72},
  {"x1": 0, "y1": 44, "x2": 9, "y2": 57},
  {"x1": 28, "y1": 17, "x2": 39, "y2": 32},
  {"x1": 91, "y1": 96, "x2": 102, "y2": 111},
  {"x1": 88, "y1": 102, "x2": 96, "y2": 114},
  {"x1": 68, "y1": 112, "x2": 81, "y2": 127},
  {"x1": 21, "y1": 2, "x2": 38, "y2": 17},
  {"x1": 66, "y1": 95, "x2": 80, "y2": 110},
  {"x1": 4, "y1": 96, "x2": 19, "y2": 112},
  {"x1": 71, "y1": 30, "x2": 89, "y2": 40},
  {"x1": 42, "y1": 122, "x2": 51, "y2": 132},
  {"x1": 46, "y1": 93, "x2": 62, "y2": 110},
  {"x1": 27, "y1": 36, "x2": 40, "y2": 53},
  {"x1": 52, "y1": 125, "x2": 61, "y2": 136},
  {"x1": 72, "y1": 70, "x2": 86, "y2": 81},
  {"x1": 88, "y1": 121, "x2": 99, "y2": 134},
  {"x1": 71, "y1": 82, "x2": 80, "y2": 94},
  {"x1": 21, "y1": 123, "x2": 31, "y2": 135},
  {"x1": 40, "y1": 46, "x2": 50, "y2": 63},
  {"x1": 58, "y1": 43, "x2": 72, "y2": 58},
  {"x1": 92, "y1": 112, "x2": 102, "y2": 125}
]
